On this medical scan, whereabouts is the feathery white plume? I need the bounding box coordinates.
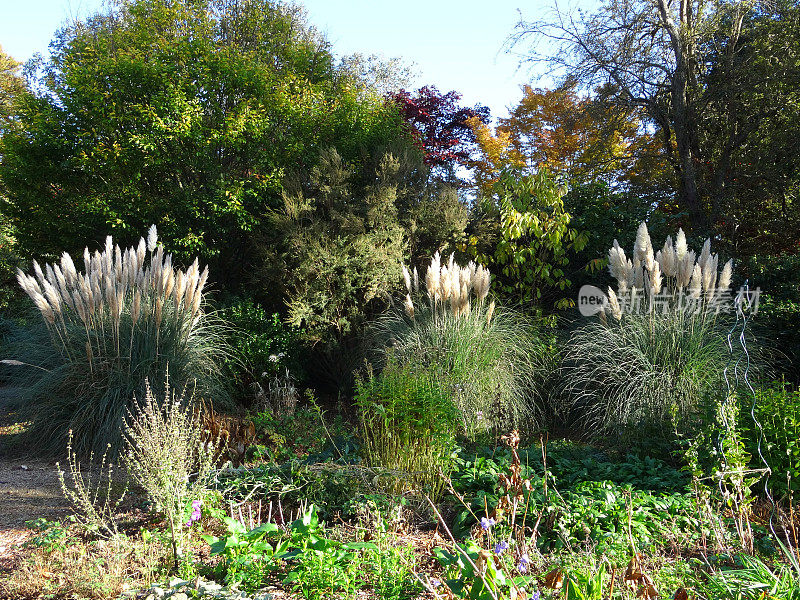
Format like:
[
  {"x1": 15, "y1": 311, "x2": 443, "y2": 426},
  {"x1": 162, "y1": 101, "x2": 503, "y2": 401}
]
[{"x1": 147, "y1": 225, "x2": 158, "y2": 252}]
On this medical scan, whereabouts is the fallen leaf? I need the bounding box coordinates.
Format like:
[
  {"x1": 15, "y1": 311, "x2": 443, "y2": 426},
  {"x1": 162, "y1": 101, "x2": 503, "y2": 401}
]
[
  {"x1": 541, "y1": 569, "x2": 564, "y2": 590},
  {"x1": 638, "y1": 583, "x2": 659, "y2": 599}
]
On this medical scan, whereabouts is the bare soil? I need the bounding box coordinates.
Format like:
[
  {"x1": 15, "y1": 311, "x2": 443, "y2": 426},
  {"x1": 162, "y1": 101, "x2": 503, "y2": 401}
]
[{"x1": 0, "y1": 388, "x2": 71, "y2": 568}]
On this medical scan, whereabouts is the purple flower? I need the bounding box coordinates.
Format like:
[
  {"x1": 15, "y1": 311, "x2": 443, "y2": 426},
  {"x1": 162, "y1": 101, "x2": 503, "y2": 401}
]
[
  {"x1": 185, "y1": 499, "x2": 202, "y2": 527},
  {"x1": 494, "y1": 540, "x2": 509, "y2": 555},
  {"x1": 480, "y1": 517, "x2": 496, "y2": 531},
  {"x1": 430, "y1": 578, "x2": 441, "y2": 588},
  {"x1": 531, "y1": 592, "x2": 540, "y2": 600},
  {"x1": 517, "y1": 552, "x2": 530, "y2": 572}
]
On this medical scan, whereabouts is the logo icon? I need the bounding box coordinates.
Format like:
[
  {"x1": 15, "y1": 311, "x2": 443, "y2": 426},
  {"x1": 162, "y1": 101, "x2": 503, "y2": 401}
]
[{"x1": 578, "y1": 285, "x2": 608, "y2": 317}]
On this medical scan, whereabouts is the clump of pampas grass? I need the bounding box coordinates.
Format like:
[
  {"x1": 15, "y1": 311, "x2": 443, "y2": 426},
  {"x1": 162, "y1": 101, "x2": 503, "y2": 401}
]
[
  {"x1": 373, "y1": 252, "x2": 553, "y2": 438},
  {"x1": 605, "y1": 222, "x2": 733, "y2": 319},
  {"x1": 560, "y1": 222, "x2": 758, "y2": 443},
  {"x1": 4, "y1": 226, "x2": 230, "y2": 456}
]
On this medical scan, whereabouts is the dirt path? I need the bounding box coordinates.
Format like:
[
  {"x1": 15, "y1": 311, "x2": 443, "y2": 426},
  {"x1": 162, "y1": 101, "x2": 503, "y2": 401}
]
[
  {"x1": 0, "y1": 457, "x2": 71, "y2": 528},
  {"x1": 0, "y1": 457, "x2": 71, "y2": 563},
  {"x1": 0, "y1": 388, "x2": 72, "y2": 563}
]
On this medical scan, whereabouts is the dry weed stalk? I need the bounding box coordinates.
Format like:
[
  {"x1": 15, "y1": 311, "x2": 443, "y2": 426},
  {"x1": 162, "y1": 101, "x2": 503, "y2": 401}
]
[
  {"x1": 56, "y1": 430, "x2": 128, "y2": 538},
  {"x1": 123, "y1": 377, "x2": 221, "y2": 569}
]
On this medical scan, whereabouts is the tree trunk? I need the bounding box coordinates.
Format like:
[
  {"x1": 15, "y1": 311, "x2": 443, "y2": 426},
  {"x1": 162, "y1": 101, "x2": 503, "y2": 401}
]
[{"x1": 657, "y1": 0, "x2": 708, "y2": 233}]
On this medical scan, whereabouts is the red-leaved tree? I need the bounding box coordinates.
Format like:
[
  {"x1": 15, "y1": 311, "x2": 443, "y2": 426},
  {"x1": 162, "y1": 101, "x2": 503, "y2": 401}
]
[{"x1": 389, "y1": 86, "x2": 490, "y2": 180}]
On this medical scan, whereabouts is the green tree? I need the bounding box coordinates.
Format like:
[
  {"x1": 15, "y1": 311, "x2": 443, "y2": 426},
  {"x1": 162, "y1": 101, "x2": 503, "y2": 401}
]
[
  {"x1": 468, "y1": 168, "x2": 588, "y2": 309},
  {"x1": 0, "y1": 46, "x2": 27, "y2": 311},
  {"x1": 265, "y1": 145, "x2": 466, "y2": 340},
  {"x1": 510, "y1": 0, "x2": 800, "y2": 242},
  {"x1": 0, "y1": 0, "x2": 407, "y2": 294},
  {"x1": 0, "y1": 46, "x2": 25, "y2": 133}
]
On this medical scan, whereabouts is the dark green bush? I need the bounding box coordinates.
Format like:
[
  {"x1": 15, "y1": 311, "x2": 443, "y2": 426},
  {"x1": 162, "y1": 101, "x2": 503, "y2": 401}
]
[
  {"x1": 218, "y1": 297, "x2": 304, "y2": 405},
  {"x1": 739, "y1": 252, "x2": 800, "y2": 382}
]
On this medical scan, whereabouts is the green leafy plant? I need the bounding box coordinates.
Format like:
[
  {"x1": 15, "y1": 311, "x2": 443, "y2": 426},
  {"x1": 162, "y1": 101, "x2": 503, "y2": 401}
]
[
  {"x1": 218, "y1": 298, "x2": 304, "y2": 405},
  {"x1": 703, "y1": 540, "x2": 800, "y2": 600},
  {"x1": 250, "y1": 404, "x2": 347, "y2": 463},
  {"x1": 450, "y1": 439, "x2": 703, "y2": 552},
  {"x1": 683, "y1": 391, "x2": 762, "y2": 552},
  {"x1": 205, "y1": 516, "x2": 289, "y2": 588},
  {"x1": 23, "y1": 519, "x2": 74, "y2": 552},
  {"x1": 563, "y1": 564, "x2": 607, "y2": 600},
  {"x1": 355, "y1": 357, "x2": 457, "y2": 498},
  {"x1": 433, "y1": 537, "x2": 535, "y2": 600},
  {"x1": 206, "y1": 504, "x2": 380, "y2": 598},
  {"x1": 468, "y1": 167, "x2": 589, "y2": 309},
  {"x1": 6, "y1": 226, "x2": 229, "y2": 455},
  {"x1": 744, "y1": 381, "x2": 800, "y2": 498},
  {"x1": 432, "y1": 432, "x2": 537, "y2": 600}
]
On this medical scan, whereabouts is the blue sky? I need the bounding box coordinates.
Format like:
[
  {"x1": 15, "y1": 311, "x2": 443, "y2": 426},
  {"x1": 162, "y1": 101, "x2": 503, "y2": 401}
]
[{"x1": 0, "y1": 0, "x2": 555, "y2": 120}]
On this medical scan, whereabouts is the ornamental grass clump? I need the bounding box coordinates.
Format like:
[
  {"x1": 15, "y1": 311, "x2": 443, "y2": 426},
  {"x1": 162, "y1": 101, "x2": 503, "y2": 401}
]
[
  {"x1": 374, "y1": 252, "x2": 550, "y2": 438},
  {"x1": 355, "y1": 357, "x2": 457, "y2": 499},
  {"x1": 561, "y1": 222, "x2": 742, "y2": 439},
  {"x1": 8, "y1": 226, "x2": 229, "y2": 455}
]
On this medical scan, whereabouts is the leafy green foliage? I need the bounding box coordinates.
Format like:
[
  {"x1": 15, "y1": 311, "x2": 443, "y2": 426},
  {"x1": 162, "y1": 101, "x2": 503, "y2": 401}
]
[
  {"x1": 563, "y1": 565, "x2": 607, "y2": 600},
  {"x1": 450, "y1": 442, "x2": 699, "y2": 552},
  {"x1": 266, "y1": 147, "x2": 407, "y2": 339},
  {"x1": 23, "y1": 519, "x2": 74, "y2": 552},
  {"x1": 265, "y1": 144, "x2": 468, "y2": 343},
  {"x1": 249, "y1": 404, "x2": 348, "y2": 463},
  {"x1": 564, "y1": 182, "x2": 675, "y2": 286},
  {"x1": 206, "y1": 504, "x2": 421, "y2": 600},
  {"x1": 355, "y1": 358, "x2": 457, "y2": 497},
  {"x1": 205, "y1": 516, "x2": 289, "y2": 589},
  {"x1": 683, "y1": 393, "x2": 759, "y2": 551},
  {"x1": 214, "y1": 460, "x2": 364, "y2": 519},
  {"x1": 0, "y1": 0, "x2": 407, "y2": 293},
  {"x1": 0, "y1": 215, "x2": 26, "y2": 314},
  {"x1": 743, "y1": 381, "x2": 800, "y2": 498},
  {"x1": 740, "y1": 252, "x2": 800, "y2": 382},
  {"x1": 218, "y1": 297, "x2": 304, "y2": 403},
  {"x1": 703, "y1": 541, "x2": 800, "y2": 600},
  {"x1": 0, "y1": 45, "x2": 25, "y2": 134},
  {"x1": 434, "y1": 537, "x2": 534, "y2": 600},
  {"x1": 468, "y1": 168, "x2": 588, "y2": 309}
]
